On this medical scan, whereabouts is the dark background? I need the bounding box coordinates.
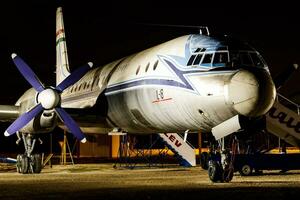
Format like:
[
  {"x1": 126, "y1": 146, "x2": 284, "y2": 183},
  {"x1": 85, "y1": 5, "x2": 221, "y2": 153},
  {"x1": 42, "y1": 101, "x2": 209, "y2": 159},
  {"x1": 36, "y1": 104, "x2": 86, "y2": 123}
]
[
  {"x1": 0, "y1": 0, "x2": 299, "y2": 152},
  {"x1": 0, "y1": 0, "x2": 299, "y2": 103}
]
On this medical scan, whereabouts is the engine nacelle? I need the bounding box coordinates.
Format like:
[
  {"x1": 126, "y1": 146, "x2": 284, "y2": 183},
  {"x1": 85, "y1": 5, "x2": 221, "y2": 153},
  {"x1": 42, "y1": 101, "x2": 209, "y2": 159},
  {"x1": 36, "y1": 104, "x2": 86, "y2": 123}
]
[
  {"x1": 16, "y1": 88, "x2": 57, "y2": 134},
  {"x1": 20, "y1": 110, "x2": 57, "y2": 134}
]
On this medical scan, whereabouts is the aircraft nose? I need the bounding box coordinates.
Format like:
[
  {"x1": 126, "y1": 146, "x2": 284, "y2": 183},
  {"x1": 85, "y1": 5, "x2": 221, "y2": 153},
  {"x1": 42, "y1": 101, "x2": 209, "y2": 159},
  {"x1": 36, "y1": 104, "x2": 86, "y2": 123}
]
[{"x1": 226, "y1": 69, "x2": 276, "y2": 117}]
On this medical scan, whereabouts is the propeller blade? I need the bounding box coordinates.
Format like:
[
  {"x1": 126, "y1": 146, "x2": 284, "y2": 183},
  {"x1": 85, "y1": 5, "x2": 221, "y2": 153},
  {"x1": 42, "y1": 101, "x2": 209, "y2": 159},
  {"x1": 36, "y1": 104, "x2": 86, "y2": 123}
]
[
  {"x1": 11, "y1": 54, "x2": 44, "y2": 92},
  {"x1": 56, "y1": 62, "x2": 93, "y2": 92},
  {"x1": 55, "y1": 107, "x2": 86, "y2": 143},
  {"x1": 4, "y1": 104, "x2": 43, "y2": 136}
]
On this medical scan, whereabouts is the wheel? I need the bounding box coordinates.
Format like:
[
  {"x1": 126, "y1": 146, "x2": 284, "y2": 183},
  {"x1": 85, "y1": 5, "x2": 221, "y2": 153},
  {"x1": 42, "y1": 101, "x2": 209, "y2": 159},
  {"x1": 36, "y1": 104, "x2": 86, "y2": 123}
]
[
  {"x1": 222, "y1": 168, "x2": 234, "y2": 182},
  {"x1": 32, "y1": 154, "x2": 42, "y2": 173},
  {"x1": 16, "y1": 154, "x2": 22, "y2": 173},
  {"x1": 239, "y1": 164, "x2": 252, "y2": 176},
  {"x1": 208, "y1": 161, "x2": 223, "y2": 182},
  {"x1": 200, "y1": 152, "x2": 208, "y2": 170},
  {"x1": 21, "y1": 155, "x2": 29, "y2": 174}
]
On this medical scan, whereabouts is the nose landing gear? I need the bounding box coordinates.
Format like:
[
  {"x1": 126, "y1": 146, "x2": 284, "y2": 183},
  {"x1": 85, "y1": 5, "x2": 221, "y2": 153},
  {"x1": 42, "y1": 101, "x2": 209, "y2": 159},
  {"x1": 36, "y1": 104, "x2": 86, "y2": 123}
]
[{"x1": 207, "y1": 136, "x2": 238, "y2": 183}]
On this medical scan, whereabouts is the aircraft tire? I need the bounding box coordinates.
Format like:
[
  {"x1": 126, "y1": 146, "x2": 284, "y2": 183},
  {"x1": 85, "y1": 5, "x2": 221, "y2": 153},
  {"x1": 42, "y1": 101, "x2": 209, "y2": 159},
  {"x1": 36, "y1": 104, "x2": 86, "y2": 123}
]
[
  {"x1": 32, "y1": 154, "x2": 42, "y2": 173},
  {"x1": 222, "y1": 168, "x2": 234, "y2": 182},
  {"x1": 16, "y1": 154, "x2": 22, "y2": 173},
  {"x1": 208, "y1": 160, "x2": 222, "y2": 182},
  {"x1": 21, "y1": 155, "x2": 29, "y2": 174}
]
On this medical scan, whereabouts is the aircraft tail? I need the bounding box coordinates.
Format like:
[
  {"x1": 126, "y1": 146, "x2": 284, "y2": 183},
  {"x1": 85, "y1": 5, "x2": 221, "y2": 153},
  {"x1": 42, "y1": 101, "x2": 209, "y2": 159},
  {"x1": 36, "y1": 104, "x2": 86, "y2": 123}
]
[{"x1": 56, "y1": 7, "x2": 70, "y2": 86}]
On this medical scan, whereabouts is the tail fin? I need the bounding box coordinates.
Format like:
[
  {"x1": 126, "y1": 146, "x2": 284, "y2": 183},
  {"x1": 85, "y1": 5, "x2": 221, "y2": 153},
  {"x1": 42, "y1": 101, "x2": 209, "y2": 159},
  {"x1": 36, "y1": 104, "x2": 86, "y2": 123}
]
[{"x1": 56, "y1": 7, "x2": 70, "y2": 86}]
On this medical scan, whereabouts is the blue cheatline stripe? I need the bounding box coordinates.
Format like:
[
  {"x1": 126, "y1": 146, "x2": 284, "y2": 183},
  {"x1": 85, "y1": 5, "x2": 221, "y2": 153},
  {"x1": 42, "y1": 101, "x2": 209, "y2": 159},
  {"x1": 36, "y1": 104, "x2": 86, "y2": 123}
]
[
  {"x1": 104, "y1": 69, "x2": 235, "y2": 95},
  {"x1": 105, "y1": 57, "x2": 204, "y2": 94},
  {"x1": 105, "y1": 79, "x2": 188, "y2": 94},
  {"x1": 105, "y1": 54, "x2": 236, "y2": 95}
]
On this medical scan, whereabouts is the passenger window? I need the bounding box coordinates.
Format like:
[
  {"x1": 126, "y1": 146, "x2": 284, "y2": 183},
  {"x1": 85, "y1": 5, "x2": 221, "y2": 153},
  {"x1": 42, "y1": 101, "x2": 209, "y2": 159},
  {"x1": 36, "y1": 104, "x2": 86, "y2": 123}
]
[
  {"x1": 93, "y1": 78, "x2": 99, "y2": 87},
  {"x1": 145, "y1": 62, "x2": 150, "y2": 72},
  {"x1": 153, "y1": 60, "x2": 159, "y2": 70},
  {"x1": 213, "y1": 53, "x2": 228, "y2": 64},
  {"x1": 136, "y1": 65, "x2": 141, "y2": 75},
  {"x1": 193, "y1": 54, "x2": 203, "y2": 65},
  {"x1": 202, "y1": 53, "x2": 213, "y2": 64}
]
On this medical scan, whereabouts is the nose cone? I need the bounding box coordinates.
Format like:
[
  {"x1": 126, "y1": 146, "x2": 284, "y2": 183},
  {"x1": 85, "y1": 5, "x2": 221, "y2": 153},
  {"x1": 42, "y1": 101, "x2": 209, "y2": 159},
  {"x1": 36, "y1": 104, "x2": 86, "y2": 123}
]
[{"x1": 226, "y1": 69, "x2": 276, "y2": 117}]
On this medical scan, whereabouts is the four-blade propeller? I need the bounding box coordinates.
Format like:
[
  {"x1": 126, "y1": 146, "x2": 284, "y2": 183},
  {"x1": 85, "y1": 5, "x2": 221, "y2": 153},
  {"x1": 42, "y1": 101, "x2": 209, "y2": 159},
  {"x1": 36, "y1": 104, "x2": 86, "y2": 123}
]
[{"x1": 4, "y1": 54, "x2": 92, "y2": 143}]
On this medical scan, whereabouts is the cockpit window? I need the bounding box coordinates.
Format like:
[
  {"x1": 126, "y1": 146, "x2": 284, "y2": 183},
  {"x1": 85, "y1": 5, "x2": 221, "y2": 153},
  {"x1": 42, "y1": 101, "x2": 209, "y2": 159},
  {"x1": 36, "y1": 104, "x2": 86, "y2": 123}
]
[
  {"x1": 250, "y1": 53, "x2": 263, "y2": 67},
  {"x1": 202, "y1": 53, "x2": 213, "y2": 64},
  {"x1": 193, "y1": 54, "x2": 203, "y2": 65},
  {"x1": 229, "y1": 52, "x2": 240, "y2": 64},
  {"x1": 187, "y1": 55, "x2": 196, "y2": 66},
  {"x1": 240, "y1": 53, "x2": 252, "y2": 65},
  {"x1": 194, "y1": 48, "x2": 201, "y2": 53},
  {"x1": 213, "y1": 52, "x2": 228, "y2": 64},
  {"x1": 186, "y1": 45, "x2": 265, "y2": 69},
  {"x1": 228, "y1": 51, "x2": 265, "y2": 68}
]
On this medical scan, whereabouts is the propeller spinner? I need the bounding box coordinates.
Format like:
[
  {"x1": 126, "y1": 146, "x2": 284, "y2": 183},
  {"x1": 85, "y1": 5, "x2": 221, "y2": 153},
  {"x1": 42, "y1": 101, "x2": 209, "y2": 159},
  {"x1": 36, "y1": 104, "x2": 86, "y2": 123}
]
[{"x1": 4, "y1": 53, "x2": 92, "y2": 143}]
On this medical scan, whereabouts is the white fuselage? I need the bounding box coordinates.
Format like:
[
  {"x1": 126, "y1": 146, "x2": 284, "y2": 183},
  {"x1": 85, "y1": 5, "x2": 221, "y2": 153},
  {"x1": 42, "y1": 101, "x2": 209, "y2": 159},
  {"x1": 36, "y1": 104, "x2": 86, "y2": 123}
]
[{"x1": 46, "y1": 34, "x2": 275, "y2": 134}]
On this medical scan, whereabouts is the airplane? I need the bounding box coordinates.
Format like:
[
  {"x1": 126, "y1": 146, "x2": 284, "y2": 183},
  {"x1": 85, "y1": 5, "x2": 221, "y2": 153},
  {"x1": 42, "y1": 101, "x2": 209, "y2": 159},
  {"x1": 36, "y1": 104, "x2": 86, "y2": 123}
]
[{"x1": 1, "y1": 7, "x2": 296, "y2": 182}]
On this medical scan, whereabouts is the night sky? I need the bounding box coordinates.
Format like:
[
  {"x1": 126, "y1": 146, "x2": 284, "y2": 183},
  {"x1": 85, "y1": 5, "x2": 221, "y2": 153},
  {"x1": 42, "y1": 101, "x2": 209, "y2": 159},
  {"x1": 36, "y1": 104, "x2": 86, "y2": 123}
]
[{"x1": 0, "y1": 0, "x2": 299, "y2": 105}]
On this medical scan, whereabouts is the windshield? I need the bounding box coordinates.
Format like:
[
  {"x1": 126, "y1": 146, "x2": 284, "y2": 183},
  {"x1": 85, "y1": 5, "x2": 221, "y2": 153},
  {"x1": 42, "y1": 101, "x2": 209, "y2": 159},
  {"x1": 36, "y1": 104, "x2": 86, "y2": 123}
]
[{"x1": 186, "y1": 49, "x2": 266, "y2": 69}]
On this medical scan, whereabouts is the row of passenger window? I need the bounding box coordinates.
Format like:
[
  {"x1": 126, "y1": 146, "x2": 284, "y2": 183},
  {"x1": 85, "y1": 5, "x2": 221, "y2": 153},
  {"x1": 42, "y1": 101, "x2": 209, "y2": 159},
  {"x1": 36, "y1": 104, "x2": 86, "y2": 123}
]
[
  {"x1": 136, "y1": 60, "x2": 159, "y2": 75},
  {"x1": 68, "y1": 77, "x2": 100, "y2": 94}
]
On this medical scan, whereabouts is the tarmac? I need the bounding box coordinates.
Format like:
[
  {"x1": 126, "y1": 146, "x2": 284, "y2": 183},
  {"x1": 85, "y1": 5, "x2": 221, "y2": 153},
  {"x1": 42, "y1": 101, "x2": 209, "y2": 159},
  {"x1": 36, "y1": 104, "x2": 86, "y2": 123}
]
[{"x1": 0, "y1": 163, "x2": 300, "y2": 200}]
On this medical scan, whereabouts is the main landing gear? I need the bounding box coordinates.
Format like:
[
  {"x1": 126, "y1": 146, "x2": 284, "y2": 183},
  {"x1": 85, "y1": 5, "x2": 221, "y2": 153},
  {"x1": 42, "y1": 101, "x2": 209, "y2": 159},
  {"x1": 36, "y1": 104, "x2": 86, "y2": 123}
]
[
  {"x1": 16, "y1": 132, "x2": 43, "y2": 174},
  {"x1": 207, "y1": 137, "x2": 238, "y2": 183}
]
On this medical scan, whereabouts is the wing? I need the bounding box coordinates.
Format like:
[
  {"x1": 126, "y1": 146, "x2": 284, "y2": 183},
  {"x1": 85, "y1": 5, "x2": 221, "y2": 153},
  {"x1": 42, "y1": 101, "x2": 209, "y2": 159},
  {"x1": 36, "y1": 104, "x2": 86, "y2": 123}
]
[{"x1": 0, "y1": 105, "x2": 20, "y2": 122}]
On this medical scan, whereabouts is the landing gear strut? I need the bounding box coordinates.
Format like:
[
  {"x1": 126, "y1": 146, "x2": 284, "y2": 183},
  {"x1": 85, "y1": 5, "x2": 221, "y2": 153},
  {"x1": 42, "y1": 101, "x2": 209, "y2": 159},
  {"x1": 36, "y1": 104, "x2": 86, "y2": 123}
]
[{"x1": 16, "y1": 133, "x2": 42, "y2": 174}]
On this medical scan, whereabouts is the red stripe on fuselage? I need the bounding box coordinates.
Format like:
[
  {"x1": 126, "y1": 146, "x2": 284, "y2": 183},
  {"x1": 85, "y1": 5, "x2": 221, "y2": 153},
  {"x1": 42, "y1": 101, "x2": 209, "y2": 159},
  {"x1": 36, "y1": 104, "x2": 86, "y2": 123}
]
[{"x1": 152, "y1": 98, "x2": 173, "y2": 103}]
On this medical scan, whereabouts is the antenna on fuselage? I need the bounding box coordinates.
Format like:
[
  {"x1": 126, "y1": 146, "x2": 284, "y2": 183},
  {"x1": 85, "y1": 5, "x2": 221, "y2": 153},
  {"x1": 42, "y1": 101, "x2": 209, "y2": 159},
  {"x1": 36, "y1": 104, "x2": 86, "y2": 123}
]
[
  {"x1": 131, "y1": 23, "x2": 210, "y2": 36},
  {"x1": 199, "y1": 26, "x2": 210, "y2": 36}
]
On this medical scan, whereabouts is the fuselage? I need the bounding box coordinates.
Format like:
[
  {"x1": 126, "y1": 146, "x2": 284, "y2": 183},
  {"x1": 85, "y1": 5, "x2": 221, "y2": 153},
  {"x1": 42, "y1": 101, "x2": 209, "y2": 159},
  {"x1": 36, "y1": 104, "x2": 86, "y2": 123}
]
[
  {"x1": 56, "y1": 34, "x2": 276, "y2": 134},
  {"x1": 16, "y1": 34, "x2": 276, "y2": 134}
]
